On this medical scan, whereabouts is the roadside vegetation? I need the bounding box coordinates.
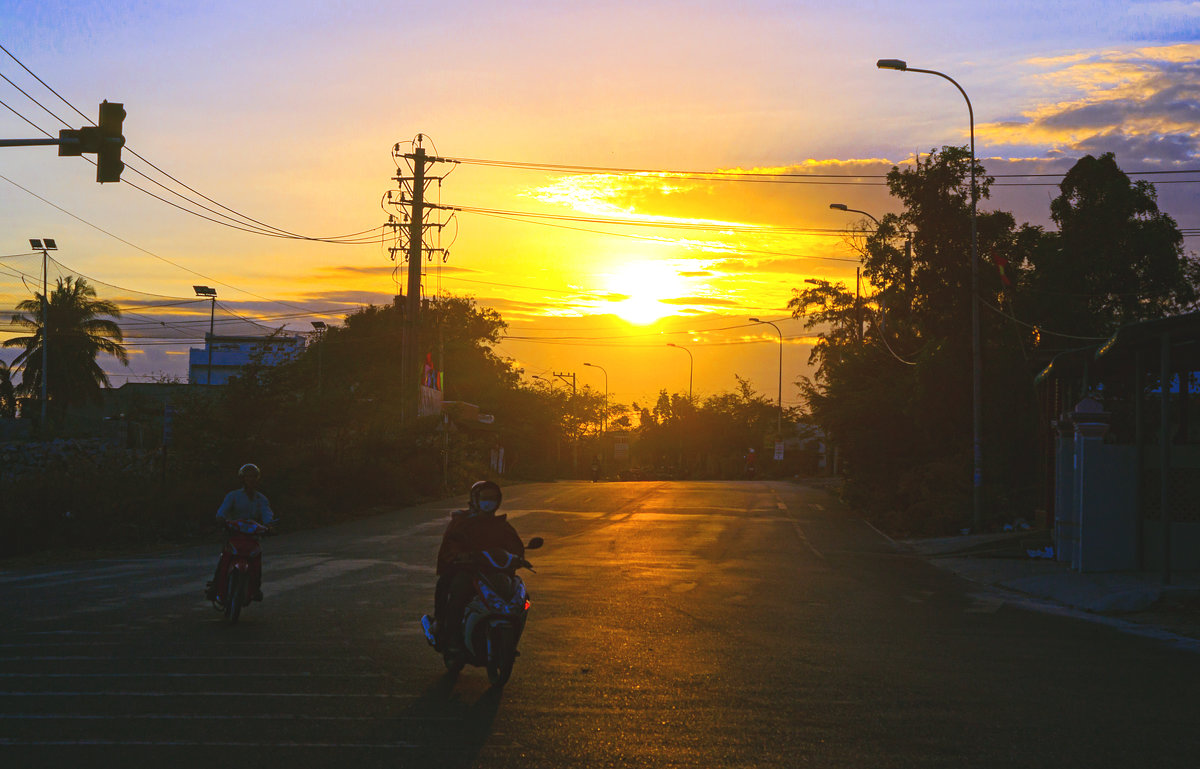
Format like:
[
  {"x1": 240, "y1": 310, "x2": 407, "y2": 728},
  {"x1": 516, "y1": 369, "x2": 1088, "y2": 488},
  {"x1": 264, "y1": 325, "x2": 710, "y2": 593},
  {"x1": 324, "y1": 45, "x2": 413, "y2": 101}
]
[{"x1": 791, "y1": 150, "x2": 1198, "y2": 535}]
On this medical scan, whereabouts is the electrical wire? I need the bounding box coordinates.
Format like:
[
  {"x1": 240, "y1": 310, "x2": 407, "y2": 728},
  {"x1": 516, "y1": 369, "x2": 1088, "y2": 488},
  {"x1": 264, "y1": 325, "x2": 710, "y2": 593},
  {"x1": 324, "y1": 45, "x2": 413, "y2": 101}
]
[
  {"x1": 979, "y1": 298, "x2": 1109, "y2": 341},
  {"x1": 449, "y1": 155, "x2": 1200, "y2": 184},
  {"x1": 0, "y1": 45, "x2": 384, "y2": 244}
]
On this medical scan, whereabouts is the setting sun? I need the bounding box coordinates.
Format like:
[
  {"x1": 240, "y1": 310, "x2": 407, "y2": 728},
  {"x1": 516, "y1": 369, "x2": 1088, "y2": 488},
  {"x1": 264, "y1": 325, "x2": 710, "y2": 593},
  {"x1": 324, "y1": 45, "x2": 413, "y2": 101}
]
[{"x1": 605, "y1": 261, "x2": 691, "y2": 325}]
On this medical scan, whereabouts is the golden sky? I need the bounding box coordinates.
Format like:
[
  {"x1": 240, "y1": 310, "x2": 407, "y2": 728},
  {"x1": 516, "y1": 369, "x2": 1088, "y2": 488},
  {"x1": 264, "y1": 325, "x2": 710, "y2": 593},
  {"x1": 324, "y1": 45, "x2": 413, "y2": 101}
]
[{"x1": 2, "y1": 2, "x2": 1199, "y2": 406}]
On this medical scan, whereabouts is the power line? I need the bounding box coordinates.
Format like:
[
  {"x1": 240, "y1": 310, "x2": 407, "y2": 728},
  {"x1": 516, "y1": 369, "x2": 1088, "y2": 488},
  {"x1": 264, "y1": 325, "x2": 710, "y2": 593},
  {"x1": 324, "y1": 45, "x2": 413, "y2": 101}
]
[
  {"x1": 0, "y1": 45, "x2": 385, "y2": 244},
  {"x1": 449, "y1": 155, "x2": 1200, "y2": 183},
  {"x1": 458, "y1": 209, "x2": 864, "y2": 263}
]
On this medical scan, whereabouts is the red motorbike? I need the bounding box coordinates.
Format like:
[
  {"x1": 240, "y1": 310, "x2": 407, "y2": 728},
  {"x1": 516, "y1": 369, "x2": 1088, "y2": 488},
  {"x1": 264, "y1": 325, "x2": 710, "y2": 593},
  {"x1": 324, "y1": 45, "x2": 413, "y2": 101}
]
[{"x1": 210, "y1": 519, "x2": 272, "y2": 623}]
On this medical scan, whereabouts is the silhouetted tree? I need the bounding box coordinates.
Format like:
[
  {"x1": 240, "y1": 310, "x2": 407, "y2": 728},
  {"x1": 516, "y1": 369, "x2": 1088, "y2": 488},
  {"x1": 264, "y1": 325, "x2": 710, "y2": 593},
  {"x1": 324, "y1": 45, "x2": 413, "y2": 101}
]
[{"x1": 4, "y1": 276, "x2": 127, "y2": 414}]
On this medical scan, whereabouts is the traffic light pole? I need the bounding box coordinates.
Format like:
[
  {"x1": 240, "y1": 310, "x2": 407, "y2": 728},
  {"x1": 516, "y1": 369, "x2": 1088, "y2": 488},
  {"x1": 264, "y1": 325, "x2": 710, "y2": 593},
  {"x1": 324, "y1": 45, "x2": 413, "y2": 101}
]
[{"x1": 0, "y1": 101, "x2": 125, "y2": 183}]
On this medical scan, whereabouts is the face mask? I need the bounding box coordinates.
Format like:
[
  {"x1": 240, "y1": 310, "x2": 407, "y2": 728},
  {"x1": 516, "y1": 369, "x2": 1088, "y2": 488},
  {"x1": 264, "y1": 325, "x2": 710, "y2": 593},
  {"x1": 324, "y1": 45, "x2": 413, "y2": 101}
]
[{"x1": 478, "y1": 499, "x2": 499, "y2": 514}]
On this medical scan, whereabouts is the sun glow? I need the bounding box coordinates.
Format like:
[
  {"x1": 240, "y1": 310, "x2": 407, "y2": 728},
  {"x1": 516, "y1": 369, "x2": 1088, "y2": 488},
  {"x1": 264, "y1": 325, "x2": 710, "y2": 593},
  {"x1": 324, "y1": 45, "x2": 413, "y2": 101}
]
[{"x1": 605, "y1": 261, "x2": 692, "y2": 325}]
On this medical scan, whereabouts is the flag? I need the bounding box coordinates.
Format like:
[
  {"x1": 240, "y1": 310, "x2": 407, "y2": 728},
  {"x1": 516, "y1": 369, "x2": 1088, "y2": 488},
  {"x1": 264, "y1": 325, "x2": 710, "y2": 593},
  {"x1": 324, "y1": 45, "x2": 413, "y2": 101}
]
[{"x1": 992, "y1": 252, "x2": 1013, "y2": 287}]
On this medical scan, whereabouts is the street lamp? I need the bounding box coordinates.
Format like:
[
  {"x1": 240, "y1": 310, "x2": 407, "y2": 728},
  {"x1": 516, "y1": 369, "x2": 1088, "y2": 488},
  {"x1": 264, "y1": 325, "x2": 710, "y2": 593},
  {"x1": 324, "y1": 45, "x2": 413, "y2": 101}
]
[
  {"x1": 666, "y1": 343, "x2": 693, "y2": 401},
  {"x1": 748, "y1": 318, "x2": 783, "y2": 438},
  {"x1": 532, "y1": 374, "x2": 556, "y2": 392},
  {"x1": 829, "y1": 202, "x2": 881, "y2": 227},
  {"x1": 582, "y1": 362, "x2": 608, "y2": 434},
  {"x1": 877, "y1": 57, "x2": 982, "y2": 531},
  {"x1": 193, "y1": 286, "x2": 217, "y2": 385},
  {"x1": 310, "y1": 321, "x2": 326, "y2": 396},
  {"x1": 829, "y1": 203, "x2": 883, "y2": 342},
  {"x1": 29, "y1": 238, "x2": 56, "y2": 428}
]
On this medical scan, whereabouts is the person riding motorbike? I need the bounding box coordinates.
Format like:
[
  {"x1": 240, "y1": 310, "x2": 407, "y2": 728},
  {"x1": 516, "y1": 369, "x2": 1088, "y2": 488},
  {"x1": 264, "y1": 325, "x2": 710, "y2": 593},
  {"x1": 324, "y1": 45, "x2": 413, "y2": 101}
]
[
  {"x1": 205, "y1": 463, "x2": 275, "y2": 602},
  {"x1": 426, "y1": 480, "x2": 524, "y2": 652}
]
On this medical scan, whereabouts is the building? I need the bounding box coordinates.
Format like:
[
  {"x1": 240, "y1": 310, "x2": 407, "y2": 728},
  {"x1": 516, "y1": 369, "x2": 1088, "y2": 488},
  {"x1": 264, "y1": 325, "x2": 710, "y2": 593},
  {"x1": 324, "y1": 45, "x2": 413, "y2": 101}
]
[
  {"x1": 188, "y1": 334, "x2": 306, "y2": 385},
  {"x1": 1036, "y1": 310, "x2": 1200, "y2": 577}
]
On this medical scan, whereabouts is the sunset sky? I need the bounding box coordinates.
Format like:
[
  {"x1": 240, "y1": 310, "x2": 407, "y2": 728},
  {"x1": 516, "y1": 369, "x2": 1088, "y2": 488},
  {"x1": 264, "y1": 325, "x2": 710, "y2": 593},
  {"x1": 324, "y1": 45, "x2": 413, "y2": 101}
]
[{"x1": 2, "y1": 1, "x2": 1199, "y2": 410}]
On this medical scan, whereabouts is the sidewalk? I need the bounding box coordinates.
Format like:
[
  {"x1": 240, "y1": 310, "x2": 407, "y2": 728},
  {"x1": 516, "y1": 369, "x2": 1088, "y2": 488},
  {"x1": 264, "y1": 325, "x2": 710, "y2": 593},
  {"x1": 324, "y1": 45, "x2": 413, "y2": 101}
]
[{"x1": 901, "y1": 530, "x2": 1200, "y2": 642}]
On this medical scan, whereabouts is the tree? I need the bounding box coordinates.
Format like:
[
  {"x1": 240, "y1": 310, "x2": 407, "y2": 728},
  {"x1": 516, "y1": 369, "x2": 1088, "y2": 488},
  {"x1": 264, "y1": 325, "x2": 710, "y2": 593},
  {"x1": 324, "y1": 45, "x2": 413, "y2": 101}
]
[
  {"x1": 3, "y1": 276, "x2": 127, "y2": 413},
  {"x1": 1019, "y1": 152, "x2": 1200, "y2": 344},
  {"x1": 0, "y1": 360, "x2": 15, "y2": 418},
  {"x1": 791, "y1": 147, "x2": 1045, "y2": 532}
]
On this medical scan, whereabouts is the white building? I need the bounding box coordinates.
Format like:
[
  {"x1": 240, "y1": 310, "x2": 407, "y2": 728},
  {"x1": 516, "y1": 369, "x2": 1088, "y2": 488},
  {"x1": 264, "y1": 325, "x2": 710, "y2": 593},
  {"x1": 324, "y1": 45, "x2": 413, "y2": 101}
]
[{"x1": 188, "y1": 335, "x2": 306, "y2": 385}]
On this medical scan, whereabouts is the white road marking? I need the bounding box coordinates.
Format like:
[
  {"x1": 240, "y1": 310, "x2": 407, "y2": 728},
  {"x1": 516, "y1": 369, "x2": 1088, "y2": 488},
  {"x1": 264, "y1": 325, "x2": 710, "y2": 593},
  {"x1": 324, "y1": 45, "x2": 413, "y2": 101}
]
[
  {"x1": 861, "y1": 518, "x2": 898, "y2": 546},
  {"x1": 792, "y1": 523, "x2": 825, "y2": 560}
]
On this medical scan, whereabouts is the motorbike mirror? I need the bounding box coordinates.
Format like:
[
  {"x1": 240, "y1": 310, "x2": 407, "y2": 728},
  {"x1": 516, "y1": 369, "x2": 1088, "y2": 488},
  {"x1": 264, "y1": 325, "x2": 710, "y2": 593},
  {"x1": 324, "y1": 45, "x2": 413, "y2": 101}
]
[{"x1": 526, "y1": 537, "x2": 544, "y2": 550}]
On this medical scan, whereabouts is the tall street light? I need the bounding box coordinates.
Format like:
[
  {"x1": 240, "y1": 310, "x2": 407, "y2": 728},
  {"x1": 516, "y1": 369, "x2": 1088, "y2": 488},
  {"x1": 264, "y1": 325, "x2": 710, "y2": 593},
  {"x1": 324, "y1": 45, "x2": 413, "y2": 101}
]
[
  {"x1": 666, "y1": 343, "x2": 693, "y2": 401},
  {"x1": 748, "y1": 318, "x2": 783, "y2": 438},
  {"x1": 29, "y1": 238, "x2": 56, "y2": 428},
  {"x1": 877, "y1": 57, "x2": 982, "y2": 531},
  {"x1": 310, "y1": 321, "x2": 326, "y2": 396},
  {"x1": 193, "y1": 286, "x2": 217, "y2": 385},
  {"x1": 829, "y1": 202, "x2": 880, "y2": 227},
  {"x1": 829, "y1": 203, "x2": 881, "y2": 342},
  {"x1": 582, "y1": 362, "x2": 608, "y2": 435}
]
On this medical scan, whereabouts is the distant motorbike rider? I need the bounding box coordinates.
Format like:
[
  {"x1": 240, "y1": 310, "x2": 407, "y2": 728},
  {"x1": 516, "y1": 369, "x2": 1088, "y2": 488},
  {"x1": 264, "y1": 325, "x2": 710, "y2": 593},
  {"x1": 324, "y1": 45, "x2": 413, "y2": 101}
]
[
  {"x1": 205, "y1": 463, "x2": 275, "y2": 602},
  {"x1": 427, "y1": 480, "x2": 524, "y2": 651}
]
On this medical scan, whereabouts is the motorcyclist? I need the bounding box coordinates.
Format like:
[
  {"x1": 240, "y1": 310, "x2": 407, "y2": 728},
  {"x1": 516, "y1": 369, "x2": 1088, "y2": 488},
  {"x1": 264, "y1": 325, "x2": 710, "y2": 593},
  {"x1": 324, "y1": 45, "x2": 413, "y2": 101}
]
[
  {"x1": 205, "y1": 463, "x2": 275, "y2": 602},
  {"x1": 425, "y1": 480, "x2": 524, "y2": 652}
]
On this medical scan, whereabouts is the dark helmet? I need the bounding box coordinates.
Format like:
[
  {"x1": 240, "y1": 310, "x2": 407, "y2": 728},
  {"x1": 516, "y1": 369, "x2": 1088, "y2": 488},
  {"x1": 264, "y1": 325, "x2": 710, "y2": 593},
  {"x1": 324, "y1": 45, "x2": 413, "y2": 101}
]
[
  {"x1": 238, "y1": 463, "x2": 261, "y2": 479},
  {"x1": 469, "y1": 480, "x2": 502, "y2": 514}
]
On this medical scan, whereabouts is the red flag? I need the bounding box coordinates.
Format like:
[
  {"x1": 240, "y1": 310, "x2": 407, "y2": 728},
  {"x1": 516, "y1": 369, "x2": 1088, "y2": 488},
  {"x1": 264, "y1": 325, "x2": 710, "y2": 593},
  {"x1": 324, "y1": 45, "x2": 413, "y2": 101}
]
[{"x1": 992, "y1": 252, "x2": 1013, "y2": 287}]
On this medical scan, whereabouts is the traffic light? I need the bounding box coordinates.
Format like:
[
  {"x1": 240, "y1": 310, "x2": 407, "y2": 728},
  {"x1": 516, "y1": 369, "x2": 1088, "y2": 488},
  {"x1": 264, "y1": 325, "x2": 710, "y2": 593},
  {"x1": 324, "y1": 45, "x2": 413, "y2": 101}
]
[
  {"x1": 54, "y1": 101, "x2": 126, "y2": 182},
  {"x1": 57, "y1": 128, "x2": 85, "y2": 156},
  {"x1": 96, "y1": 101, "x2": 125, "y2": 183}
]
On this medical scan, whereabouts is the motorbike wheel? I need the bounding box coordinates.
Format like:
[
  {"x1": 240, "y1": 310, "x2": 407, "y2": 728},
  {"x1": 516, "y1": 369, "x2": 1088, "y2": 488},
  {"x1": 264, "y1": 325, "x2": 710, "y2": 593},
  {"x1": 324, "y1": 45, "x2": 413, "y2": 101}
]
[
  {"x1": 227, "y1": 571, "x2": 243, "y2": 624},
  {"x1": 486, "y1": 624, "x2": 516, "y2": 687}
]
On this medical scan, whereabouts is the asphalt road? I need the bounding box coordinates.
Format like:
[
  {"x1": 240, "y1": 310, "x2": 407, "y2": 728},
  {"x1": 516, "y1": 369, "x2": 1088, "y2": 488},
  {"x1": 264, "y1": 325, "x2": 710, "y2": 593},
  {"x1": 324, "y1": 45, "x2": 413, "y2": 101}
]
[{"x1": 2, "y1": 480, "x2": 1200, "y2": 768}]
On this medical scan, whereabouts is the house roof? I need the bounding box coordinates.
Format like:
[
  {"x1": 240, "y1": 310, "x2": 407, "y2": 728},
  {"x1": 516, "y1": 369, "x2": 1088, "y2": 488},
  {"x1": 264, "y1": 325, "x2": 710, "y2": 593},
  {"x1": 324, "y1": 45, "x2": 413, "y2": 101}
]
[{"x1": 1035, "y1": 309, "x2": 1200, "y2": 386}]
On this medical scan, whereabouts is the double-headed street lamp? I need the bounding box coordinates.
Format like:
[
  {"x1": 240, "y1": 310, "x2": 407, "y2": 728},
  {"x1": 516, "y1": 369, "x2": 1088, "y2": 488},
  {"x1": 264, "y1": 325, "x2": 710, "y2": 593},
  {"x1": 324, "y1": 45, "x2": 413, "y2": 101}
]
[
  {"x1": 193, "y1": 285, "x2": 217, "y2": 385},
  {"x1": 583, "y1": 362, "x2": 608, "y2": 434},
  {"x1": 877, "y1": 57, "x2": 982, "y2": 531},
  {"x1": 748, "y1": 318, "x2": 783, "y2": 437},
  {"x1": 29, "y1": 238, "x2": 56, "y2": 427},
  {"x1": 666, "y1": 343, "x2": 693, "y2": 401},
  {"x1": 310, "y1": 321, "x2": 327, "y2": 396}
]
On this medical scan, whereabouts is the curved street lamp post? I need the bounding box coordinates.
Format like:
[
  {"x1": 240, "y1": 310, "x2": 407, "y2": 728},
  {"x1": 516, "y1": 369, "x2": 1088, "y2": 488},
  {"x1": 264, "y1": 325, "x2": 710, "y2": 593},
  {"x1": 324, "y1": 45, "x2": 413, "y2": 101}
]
[
  {"x1": 582, "y1": 362, "x2": 608, "y2": 435},
  {"x1": 748, "y1": 318, "x2": 783, "y2": 439},
  {"x1": 829, "y1": 203, "x2": 882, "y2": 342},
  {"x1": 666, "y1": 343, "x2": 693, "y2": 401},
  {"x1": 877, "y1": 57, "x2": 982, "y2": 531}
]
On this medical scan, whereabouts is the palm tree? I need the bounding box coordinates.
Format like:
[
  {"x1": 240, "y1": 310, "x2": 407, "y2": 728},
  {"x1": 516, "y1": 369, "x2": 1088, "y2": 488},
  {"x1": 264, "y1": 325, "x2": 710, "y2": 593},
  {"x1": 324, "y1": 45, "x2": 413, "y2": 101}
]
[
  {"x1": 0, "y1": 359, "x2": 15, "y2": 419},
  {"x1": 3, "y1": 276, "x2": 128, "y2": 413}
]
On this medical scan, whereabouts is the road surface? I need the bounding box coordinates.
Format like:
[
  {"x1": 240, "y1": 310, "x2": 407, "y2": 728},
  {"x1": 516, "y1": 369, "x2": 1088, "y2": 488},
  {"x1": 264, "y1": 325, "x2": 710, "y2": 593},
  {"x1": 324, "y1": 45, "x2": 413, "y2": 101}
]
[{"x1": 2, "y1": 480, "x2": 1199, "y2": 768}]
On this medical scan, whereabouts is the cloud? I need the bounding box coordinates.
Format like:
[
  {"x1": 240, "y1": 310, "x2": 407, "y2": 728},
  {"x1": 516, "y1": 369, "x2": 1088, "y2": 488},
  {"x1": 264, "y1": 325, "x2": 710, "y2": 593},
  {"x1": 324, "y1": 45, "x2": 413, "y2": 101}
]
[
  {"x1": 318, "y1": 263, "x2": 481, "y2": 277},
  {"x1": 981, "y1": 44, "x2": 1200, "y2": 164},
  {"x1": 658, "y1": 296, "x2": 740, "y2": 307}
]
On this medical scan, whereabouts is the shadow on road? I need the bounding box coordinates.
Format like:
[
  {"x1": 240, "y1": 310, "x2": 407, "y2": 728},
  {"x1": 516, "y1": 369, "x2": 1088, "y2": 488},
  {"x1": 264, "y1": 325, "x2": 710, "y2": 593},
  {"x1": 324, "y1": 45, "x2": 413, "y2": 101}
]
[{"x1": 400, "y1": 671, "x2": 505, "y2": 767}]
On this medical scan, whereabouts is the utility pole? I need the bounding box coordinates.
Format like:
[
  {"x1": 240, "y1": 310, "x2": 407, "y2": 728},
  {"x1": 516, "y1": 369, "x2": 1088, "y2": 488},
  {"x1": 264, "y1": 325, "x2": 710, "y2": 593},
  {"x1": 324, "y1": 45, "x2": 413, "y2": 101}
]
[
  {"x1": 388, "y1": 136, "x2": 455, "y2": 424},
  {"x1": 554, "y1": 371, "x2": 578, "y2": 475}
]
